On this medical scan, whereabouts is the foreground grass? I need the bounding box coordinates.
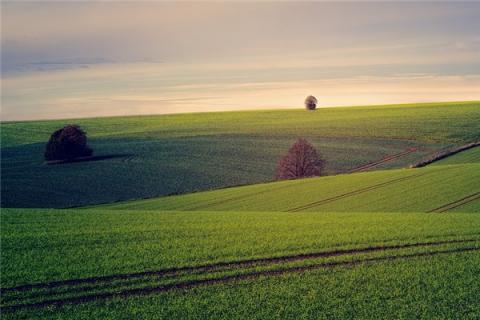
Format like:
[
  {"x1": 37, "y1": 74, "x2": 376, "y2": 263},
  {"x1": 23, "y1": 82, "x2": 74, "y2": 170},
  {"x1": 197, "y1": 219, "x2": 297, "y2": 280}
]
[
  {"x1": 2, "y1": 101, "x2": 479, "y2": 208},
  {"x1": 100, "y1": 163, "x2": 480, "y2": 212},
  {"x1": 5, "y1": 251, "x2": 479, "y2": 319},
  {"x1": 2, "y1": 209, "x2": 480, "y2": 288}
]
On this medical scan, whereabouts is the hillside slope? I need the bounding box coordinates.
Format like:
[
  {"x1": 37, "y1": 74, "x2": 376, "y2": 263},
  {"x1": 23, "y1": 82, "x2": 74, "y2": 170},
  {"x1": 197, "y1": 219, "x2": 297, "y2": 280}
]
[
  {"x1": 2, "y1": 101, "x2": 479, "y2": 208},
  {"x1": 99, "y1": 161, "x2": 480, "y2": 213}
]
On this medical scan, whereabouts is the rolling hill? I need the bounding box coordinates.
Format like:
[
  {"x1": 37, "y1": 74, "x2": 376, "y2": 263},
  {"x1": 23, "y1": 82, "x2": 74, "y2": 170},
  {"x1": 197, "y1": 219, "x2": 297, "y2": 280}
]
[
  {"x1": 1, "y1": 102, "x2": 479, "y2": 319},
  {"x1": 2, "y1": 101, "x2": 479, "y2": 208},
  {"x1": 98, "y1": 153, "x2": 480, "y2": 213}
]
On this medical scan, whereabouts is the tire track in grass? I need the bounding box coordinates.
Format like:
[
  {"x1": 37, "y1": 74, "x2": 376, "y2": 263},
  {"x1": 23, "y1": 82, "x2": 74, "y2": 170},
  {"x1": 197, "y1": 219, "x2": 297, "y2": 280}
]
[
  {"x1": 2, "y1": 238, "x2": 476, "y2": 294},
  {"x1": 427, "y1": 192, "x2": 480, "y2": 213},
  {"x1": 349, "y1": 147, "x2": 418, "y2": 173},
  {"x1": 288, "y1": 171, "x2": 430, "y2": 212},
  {"x1": 2, "y1": 246, "x2": 479, "y2": 312},
  {"x1": 2, "y1": 238, "x2": 479, "y2": 311},
  {"x1": 288, "y1": 164, "x2": 463, "y2": 212},
  {"x1": 184, "y1": 179, "x2": 318, "y2": 211}
]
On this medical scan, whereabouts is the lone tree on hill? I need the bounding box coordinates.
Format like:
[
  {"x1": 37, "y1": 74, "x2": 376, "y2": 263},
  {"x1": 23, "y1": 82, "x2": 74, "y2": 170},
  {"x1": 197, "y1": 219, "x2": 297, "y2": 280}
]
[
  {"x1": 44, "y1": 125, "x2": 93, "y2": 161},
  {"x1": 304, "y1": 95, "x2": 317, "y2": 110},
  {"x1": 276, "y1": 138, "x2": 325, "y2": 180}
]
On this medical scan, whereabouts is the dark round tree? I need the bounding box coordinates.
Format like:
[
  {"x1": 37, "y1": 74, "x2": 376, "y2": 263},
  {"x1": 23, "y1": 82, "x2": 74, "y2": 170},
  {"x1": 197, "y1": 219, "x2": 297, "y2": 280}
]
[
  {"x1": 304, "y1": 95, "x2": 317, "y2": 110},
  {"x1": 276, "y1": 138, "x2": 325, "y2": 180},
  {"x1": 44, "y1": 125, "x2": 93, "y2": 161}
]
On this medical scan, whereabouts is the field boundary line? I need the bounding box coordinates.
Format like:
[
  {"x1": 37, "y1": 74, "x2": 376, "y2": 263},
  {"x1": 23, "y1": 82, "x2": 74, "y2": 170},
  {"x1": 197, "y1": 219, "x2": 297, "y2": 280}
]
[
  {"x1": 2, "y1": 246, "x2": 478, "y2": 312},
  {"x1": 411, "y1": 142, "x2": 480, "y2": 168}
]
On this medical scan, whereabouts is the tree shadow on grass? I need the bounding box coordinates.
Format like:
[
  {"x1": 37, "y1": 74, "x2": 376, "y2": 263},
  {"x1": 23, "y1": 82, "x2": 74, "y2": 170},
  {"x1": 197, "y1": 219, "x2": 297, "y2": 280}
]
[{"x1": 44, "y1": 154, "x2": 135, "y2": 165}]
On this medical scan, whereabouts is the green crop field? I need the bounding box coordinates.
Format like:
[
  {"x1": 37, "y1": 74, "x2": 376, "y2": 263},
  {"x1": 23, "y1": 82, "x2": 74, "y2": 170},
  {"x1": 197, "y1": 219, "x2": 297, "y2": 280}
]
[
  {"x1": 6, "y1": 252, "x2": 479, "y2": 319},
  {"x1": 2, "y1": 209, "x2": 480, "y2": 319},
  {"x1": 98, "y1": 161, "x2": 480, "y2": 213},
  {"x1": 1, "y1": 102, "x2": 480, "y2": 319},
  {"x1": 2, "y1": 101, "x2": 480, "y2": 208}
]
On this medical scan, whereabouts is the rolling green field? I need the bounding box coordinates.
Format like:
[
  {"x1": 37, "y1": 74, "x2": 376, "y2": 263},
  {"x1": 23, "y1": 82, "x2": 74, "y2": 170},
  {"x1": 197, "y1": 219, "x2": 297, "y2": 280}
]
[
  {"x1": 2, "y1": 101, "x2": 480, "y2": 208},
  {"x1": 2, "y1": 209, "x2": 479, "y2": 319},
  {"x1": 1, "y1": 102, "x2": 480, "y2": 319},
  {"x1": 99, "y1": 160, "x2": 480, "y2": 213},
  {"x1": 6, "y1": 252, "x2": 479, "y2": 319},
  {"x1": 2, "y1": 152, "x2": 480, "y2": 319}
]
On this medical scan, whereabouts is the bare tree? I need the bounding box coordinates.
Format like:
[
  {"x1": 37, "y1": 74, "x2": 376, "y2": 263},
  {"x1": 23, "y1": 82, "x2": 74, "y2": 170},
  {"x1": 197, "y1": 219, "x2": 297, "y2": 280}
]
[
  {"x1": 276, "y1": 138, "x2": 325, "y2": 180},
  {"x1": 305, "y1": 95, "x2": 317, "y2": 110}
]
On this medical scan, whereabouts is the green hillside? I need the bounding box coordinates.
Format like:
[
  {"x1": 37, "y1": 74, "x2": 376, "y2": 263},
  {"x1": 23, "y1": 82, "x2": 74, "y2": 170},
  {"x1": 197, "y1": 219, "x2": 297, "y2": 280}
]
[
  {"x1": 3, "y1": 151, "x2": 479, "y2": 318},
  {"x1": 2, "y1": 101, "x2": 480, "y2": 208},
  {"x1": 99, "y1": 161, "x2": 480, "y2": 213}
]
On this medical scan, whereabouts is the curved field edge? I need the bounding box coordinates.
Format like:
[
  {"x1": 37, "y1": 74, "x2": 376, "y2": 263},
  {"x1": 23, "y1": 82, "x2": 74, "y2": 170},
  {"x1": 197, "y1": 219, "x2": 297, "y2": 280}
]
[
  {"x1": 411, "y1": 142, "x2": 480, "y2": 168},
  {"x1": 429, "y1": 144, "x2": 480, "y2": 166},
  {"x1": 96, "y1": 163, "x2": 480, "y2": 212},
  {"x1": 2, "y1": 101, "x2": 479, "y2": 208},
  {"x1": 2, "y1": 209, "x2": 480, "y2": 288},
  {"x1": 5, "y1": 251, "x2": 480, "y2": 320}
]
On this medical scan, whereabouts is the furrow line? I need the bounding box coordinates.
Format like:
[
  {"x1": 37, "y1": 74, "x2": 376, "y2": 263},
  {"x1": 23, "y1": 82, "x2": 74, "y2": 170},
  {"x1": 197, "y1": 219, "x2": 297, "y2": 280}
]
[
  {"x1": 288, "y1": 172, "x2": 428, "y2": 212},
  {"x1": 349, "y1": 148, "x2": 417, "y2": 173},
  {"x1": 428, "y1": 192, "x2": 480, "y2": 213},
  {"x1": 2, "y1": 247, "x2": 478, "y2": 312},
  {"x1": 2, "y1": 238, "x2": 477, "y2": 294}
]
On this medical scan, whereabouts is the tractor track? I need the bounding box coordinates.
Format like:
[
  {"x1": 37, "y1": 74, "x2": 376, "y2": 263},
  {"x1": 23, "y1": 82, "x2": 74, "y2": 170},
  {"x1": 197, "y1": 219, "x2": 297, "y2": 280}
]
[
  {"x1": 3, "y1": 238, "x2": 476, "y2": 294},
  {"x1": 349, "y1": 147, "x2": 418, "y2": 173},
  {"x1": 2, "y1": 245, "x2": 478, "y2": 312},
  {"x1": 185, "y1": 183, "x2": 294, "y2": 210},
  {"x1": 165, "y1": 148, "x2": 419, "y2": 211},
  {"x1": 428, "y1": 192, "x2": 480, "y2": 213},
  {"x1": 288, "y1": 171, "x2": 430, "y2": 212}
]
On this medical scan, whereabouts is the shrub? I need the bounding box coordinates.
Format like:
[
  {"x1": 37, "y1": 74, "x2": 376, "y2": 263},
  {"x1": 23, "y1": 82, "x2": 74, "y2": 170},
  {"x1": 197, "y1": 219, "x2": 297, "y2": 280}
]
[
  {"x1": 44, "y1": 125, "x2": 93, "y2": 161},
  {"x1": 276, "y1": 138, "x2": 325, "y2": 180},
  {"x1": 305, "y1": 95, "x2": 317, "y2": 110}
]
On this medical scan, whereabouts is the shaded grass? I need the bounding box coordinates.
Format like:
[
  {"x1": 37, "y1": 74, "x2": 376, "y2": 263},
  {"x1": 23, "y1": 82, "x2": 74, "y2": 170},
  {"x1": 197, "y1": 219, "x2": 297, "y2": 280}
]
[
  {"x1": 99, "y1": 163, "x2": 480, "y2": 212},
  {"x1": 2, "y1": 101, "x2": 479, "y2": 208}
]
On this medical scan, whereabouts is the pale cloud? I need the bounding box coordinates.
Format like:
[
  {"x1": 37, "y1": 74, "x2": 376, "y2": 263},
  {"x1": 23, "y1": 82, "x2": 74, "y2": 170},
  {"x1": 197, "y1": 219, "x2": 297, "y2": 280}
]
[
  {"x1": 2, "y1": 62, "x2": 479, "y2": 121},
  {"x1": 1, "y1": 2, "x2": 480, "y2": 120}
]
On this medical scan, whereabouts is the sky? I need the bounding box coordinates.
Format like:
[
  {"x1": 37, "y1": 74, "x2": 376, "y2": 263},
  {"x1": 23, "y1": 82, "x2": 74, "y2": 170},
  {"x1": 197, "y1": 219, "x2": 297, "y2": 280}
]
[{"x1": 1, "y1": 2, "x2": 480, "y2": 121}]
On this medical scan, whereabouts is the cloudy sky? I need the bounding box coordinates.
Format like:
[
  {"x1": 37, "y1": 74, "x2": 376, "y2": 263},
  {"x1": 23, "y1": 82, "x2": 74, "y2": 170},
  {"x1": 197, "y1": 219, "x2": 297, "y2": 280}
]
[{"x1": 2, "y1": 2, "x2": 480, "y2": 121}]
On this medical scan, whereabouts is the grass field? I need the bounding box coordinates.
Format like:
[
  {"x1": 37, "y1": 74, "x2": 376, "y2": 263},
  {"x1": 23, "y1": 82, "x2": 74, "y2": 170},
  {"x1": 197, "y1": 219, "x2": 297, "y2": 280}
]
[
  {"x1": 2, "y1": 101, "x2": 480, "y2": 208},
  {"x1": 2, "y1": 209, "x2": 479, "y2": 319},
  {"x1": 99, "y1": 161, "x2": 480, "y2": 213},
  {"x1": 1, "y1": 102, "x2": 480, "y2": 319},
  {"x1": 2, "y1": 158, "x2": 480, "y2": 318},
  {"x1": 5, "y1": 252, "x2": 479, "y2": 319}
]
